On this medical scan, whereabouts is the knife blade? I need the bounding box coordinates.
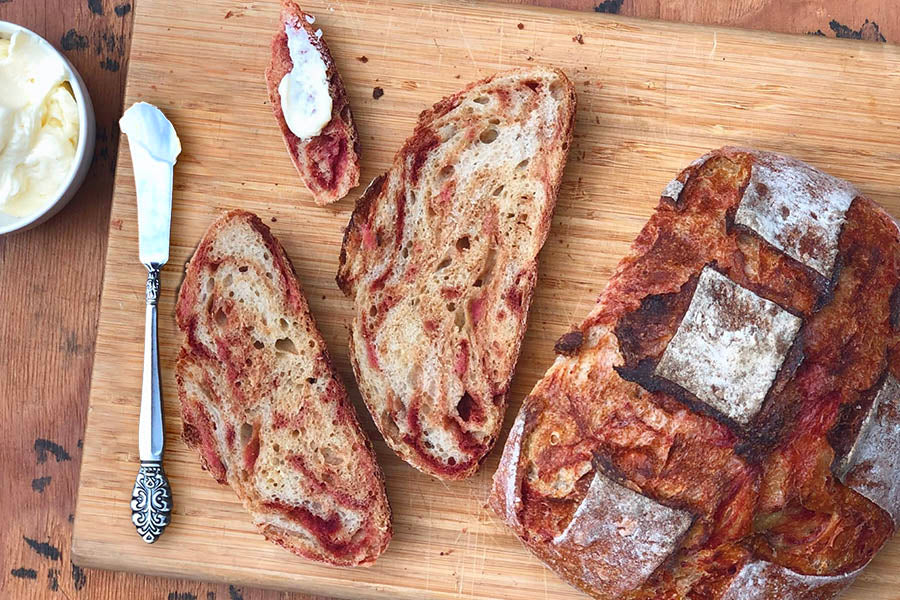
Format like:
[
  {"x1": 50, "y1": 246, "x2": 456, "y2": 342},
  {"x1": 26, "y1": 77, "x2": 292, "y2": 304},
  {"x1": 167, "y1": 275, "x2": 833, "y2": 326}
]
[
  {"x1": 119, "y1": 102, "x2": 181, "y2": 544},
  {"x1": 121, "y1": 102, "x2": 181, "y2": 267}
]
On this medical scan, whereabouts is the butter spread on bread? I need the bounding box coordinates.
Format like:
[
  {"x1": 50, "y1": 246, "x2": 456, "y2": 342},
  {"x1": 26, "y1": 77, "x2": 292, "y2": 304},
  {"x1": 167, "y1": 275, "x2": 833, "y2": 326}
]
[
  {"x1": 491, "y1": 148, "x2": 900, "y2": 599},
  {"x1": 337, "y1": 67, "x2": 576, "y2": 479},
  {"x1": 277, "y1": 20, "x2": 331, "y2": 139},
  {"x1": 175, "y1": 210, "x2": 391, "y2": 566},
  {"x1": 265, "y1": 1, "x2": 359, "y2": 205}
]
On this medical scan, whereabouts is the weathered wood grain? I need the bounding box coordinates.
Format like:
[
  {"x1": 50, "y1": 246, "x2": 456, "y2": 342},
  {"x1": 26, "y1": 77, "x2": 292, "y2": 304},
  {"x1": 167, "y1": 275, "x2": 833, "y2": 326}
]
[{"x1": 0, "y1": 0, "x2": 896, "y2": 599}]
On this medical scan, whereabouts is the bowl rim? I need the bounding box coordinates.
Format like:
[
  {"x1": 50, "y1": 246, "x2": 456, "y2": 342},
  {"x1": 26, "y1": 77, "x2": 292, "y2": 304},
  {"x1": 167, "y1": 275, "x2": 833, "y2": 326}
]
[{"x1": 0, "y1": 21, "x2": 96, "y2": 235}]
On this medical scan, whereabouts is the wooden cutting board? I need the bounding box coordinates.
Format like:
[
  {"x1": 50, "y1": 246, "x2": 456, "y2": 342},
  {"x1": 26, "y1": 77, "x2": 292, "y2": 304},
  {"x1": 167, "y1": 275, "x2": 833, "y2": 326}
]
[{"x1": 72, "y1": 0, "x2": 900, "y2": 598}]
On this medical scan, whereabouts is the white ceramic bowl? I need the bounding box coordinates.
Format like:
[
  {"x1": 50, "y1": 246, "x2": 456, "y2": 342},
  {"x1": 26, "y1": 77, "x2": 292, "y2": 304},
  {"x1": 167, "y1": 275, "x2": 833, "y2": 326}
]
[{"x1": 0, "y1": 21, "x2": 96, "y2": 235}]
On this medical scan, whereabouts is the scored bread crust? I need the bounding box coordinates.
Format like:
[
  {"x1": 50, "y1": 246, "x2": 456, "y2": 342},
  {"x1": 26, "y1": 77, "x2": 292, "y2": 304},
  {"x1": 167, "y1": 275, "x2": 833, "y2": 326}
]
[
  {"x1": 490, "y1": 148, "x2": 900, "y2": 598},
  {"x1": 175, "y1": 210, "x2": 391, "y2": 566},
  {"x1": 265, "y1": 0, "x2": 360, "y2": 205},
  {"x1": 337, "y1": 67, "x2": 576, "y2": 479}
]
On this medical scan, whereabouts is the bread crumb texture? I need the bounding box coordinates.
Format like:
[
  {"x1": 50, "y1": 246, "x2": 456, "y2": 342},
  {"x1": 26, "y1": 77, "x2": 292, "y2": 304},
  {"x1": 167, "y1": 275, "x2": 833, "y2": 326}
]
[
  {"x1": 338, "y1": 66, "x2": 576, "y2": 479},
  {"x1": 176, "y1": 210, "x2": 390, "y2": 566}
]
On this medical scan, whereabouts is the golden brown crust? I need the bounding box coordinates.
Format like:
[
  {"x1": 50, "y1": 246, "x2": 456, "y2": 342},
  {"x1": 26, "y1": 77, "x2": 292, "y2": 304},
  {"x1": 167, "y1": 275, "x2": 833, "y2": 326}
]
[
  {"x1": 491, "y1": 148, "x2": 900, "y2": 599},
  {"x1": 265, "y1": 1, "x2": 360, "y2": 205}
]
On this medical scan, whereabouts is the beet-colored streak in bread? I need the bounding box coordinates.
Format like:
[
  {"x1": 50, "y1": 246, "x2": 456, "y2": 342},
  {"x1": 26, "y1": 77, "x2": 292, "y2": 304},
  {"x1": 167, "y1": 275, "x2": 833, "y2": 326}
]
[
  {"x1": 337, "y1": 67, "x2": 577, "y2": 480},
  {"x1": 175, "y1": 210, "x2": 390, "y2": 566}
]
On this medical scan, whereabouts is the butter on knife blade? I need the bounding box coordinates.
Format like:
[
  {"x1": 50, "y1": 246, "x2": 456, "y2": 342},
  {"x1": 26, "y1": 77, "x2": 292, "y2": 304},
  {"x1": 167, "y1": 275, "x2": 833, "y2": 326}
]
[{"x1": 119, "y1": 102, "x2": 181, "y2": 268}]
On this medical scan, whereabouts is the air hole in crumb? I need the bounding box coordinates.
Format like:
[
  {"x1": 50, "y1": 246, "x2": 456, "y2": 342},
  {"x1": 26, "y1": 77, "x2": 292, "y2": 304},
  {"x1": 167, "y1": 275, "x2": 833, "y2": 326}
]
[
  {"x1": 479, "y1": 128, "x2": 499, "y2": 144},
  {"x1": 489, "y1": 118, "x2": 500, "y2": 125},
  {"x1": 492, "y1": 185, "x2": 504, "y2": 196},
  {"x1": 265, "y1": 272, "x2": 273, "y2": 279},
  {"x1": 473, "y1": 96, "x2": 489, "y2": 104},
  {"x1": 273, "y1": 443, "x2": 280, "y2": 453},
  {"x1": 370, "y1": 305, "x2": 378, "y2": 317},
  {"x1": 474, "y1": 279, "x2": 483, "y2": 288},
  {"x1": 456, "y1": 236, "x2": 470, "y2": 251},
  {"x1": 350, "y1": 528, "x2": 366, "y2": 544},
  {"x1": 291, "y1": 429, "x2": 300, "y2": 438},
  {"x1": 401, "y1": 246, "x2": 409, "y2": 258},
  {"x1": 439, "y1": 165, "x2": 454, "y2": 178},
  {"x1": 223, "y1": 273, "x2": 233, "y2": 287},
  {"x1": 549, "y1": 431, "x2": 560, "y2": 445},
  {"x1": 549, "y1": 81, "x2": 563, "y2": 100},
  {"x1": 447, "y1": 302, "x2": 456, "y2": 312},
  {"x1": 448, "y1": 457, "x2": 457, "y2": 466},
  {"x1": 308, "y1": 340, "x2": 315, "y2": 348},
  {"x1": 382, "y1": 412, "x2": 400, "y2": 438},
  {"x1": 457, "y1": 392, "x2": 474, "y2": 421},
  {"x1": 454, "y1": 306, "x2": 466, "y2": 329},
  {"x1": 253, "y1": 340, "x2": 264, "y2": 350},
  {"x1": 263, "y1": 253, "x2": 270, "y2": 260},
  {"x1": 279, "y1": 318, "x2": 289, "y2": 329},
  {"x1": 239, "y1": 266, "x2": 248, "y2": 273},
  {"x1": 436, "y1": 257, "x2": 452, "y2": 272},
  {"x1": 321, "y1": 447, "x2": 343, "y2": 466},
  {"x1": 240, "y1": 423, "x2": 253, "y2": 445},
  {"x1": 307, "y1": 377, "x2": 317, "y2": 384},
  {"x1": 423, "y1": 439, "x2": 433, "y2": 449},
  {"x1": 275, "y1": 337, "x2": 298, "y2": 354},
  {"x1": 516, "y1": 159, "x2": 529, "y2": 170},
  {"x1": 214, "y1": 307, "x2": 227, "y2": 326}
]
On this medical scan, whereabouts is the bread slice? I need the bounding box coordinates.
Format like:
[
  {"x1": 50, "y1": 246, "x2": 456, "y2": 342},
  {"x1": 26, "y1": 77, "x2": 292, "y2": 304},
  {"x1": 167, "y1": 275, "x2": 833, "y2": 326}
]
[
  {"x1": 265, "y1": 1, "x2": 360, "y2": 205},
  {"x1": 336, "y1": 67, "x2": 576, "y2": 479},
  {"x1": 175, "y1": 210, "x2": 391, "y2": 566}
]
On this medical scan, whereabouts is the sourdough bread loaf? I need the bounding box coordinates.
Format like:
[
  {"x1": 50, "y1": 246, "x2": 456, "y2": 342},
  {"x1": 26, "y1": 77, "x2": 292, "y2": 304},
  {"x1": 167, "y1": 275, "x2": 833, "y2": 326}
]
[{"x1": 491, "y1": 147, "x2": 900, "y2": 599}]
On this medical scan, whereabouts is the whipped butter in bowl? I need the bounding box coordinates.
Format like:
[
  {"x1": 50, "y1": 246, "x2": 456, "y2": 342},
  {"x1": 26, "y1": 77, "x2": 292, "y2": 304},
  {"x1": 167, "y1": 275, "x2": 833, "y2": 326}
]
[{"x1": 0, "y1": 22, "x2": 95, "y2": 235}]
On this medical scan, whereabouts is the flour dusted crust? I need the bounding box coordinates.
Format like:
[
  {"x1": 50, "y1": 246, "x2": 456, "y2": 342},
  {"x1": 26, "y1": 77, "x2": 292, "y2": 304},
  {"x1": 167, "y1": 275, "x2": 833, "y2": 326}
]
[
  {"x1": 337, "y1": 67, "x2": 576, "y2": 479},
  {"x1": 836, "y1": 373, "x2": 900, "y2": 525},
  {"x1": 655, "y1": 266, "x2": 802, "y2": 424},
  {"x1": 734, "y1": 154, "x2": 857, "y2": 277},
  {"x1": 490, "y1": 147, "x2": 900, "y2": 599},
  {"x1": 719, "y1": 560, "x2": 861, "y2": 600},
  {"x1": 552, "y1": 471, "x2": 693, "y2": 598},
  {"x1": 265, "y1": 1, "x2": 360, "y2": 205}
]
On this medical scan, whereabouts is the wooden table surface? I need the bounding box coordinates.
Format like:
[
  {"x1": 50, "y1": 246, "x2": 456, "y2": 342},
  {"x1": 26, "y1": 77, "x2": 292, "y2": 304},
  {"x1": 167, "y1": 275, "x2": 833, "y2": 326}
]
[{"x1": 0, "y1": 1, "x2": 895, "y2": 599}]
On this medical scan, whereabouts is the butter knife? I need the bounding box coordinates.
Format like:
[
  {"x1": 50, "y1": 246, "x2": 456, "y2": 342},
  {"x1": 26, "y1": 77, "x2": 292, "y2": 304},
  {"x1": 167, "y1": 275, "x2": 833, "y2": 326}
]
[{"x1": 119, "y1": 102, "x2": 182, "y2": 544}]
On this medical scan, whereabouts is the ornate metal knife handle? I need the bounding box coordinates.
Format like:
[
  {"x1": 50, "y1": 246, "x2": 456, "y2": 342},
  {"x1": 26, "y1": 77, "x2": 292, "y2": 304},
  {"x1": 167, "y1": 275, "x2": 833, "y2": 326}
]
[
  {"x1": 131, "y1": 264, "x2": 172, "y2": 543},
  {"x1": 131, "y1": 461, "x2": 172, "y2": 543}
]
